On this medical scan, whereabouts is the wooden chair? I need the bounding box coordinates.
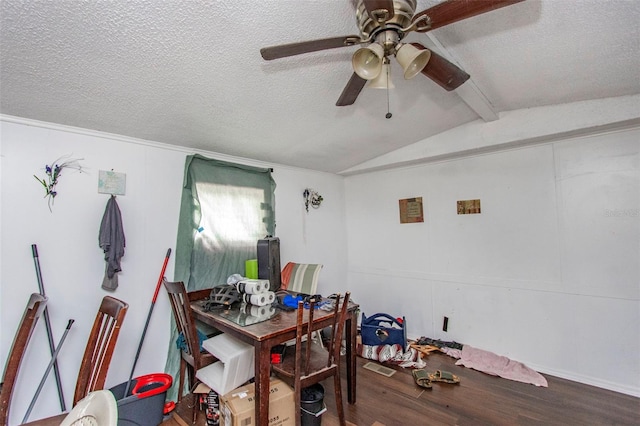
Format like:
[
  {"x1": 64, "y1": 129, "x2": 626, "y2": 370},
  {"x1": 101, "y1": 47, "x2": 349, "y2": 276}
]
[
  {"x1": 73, "y1": 296, "x2": 128, "y2": 406},
  {"x1": 163, "y1": 279, "x2": 216, "y2": 424},
  {"x1": 272, "y1": 292, "x2": 351, "y2": 426},
  {"x1": 0, "y1": 293, "x2": 47, "y2": 426},
  {"x1": 281, "y1": 262, "x2": 325, "y2": 347},
  {"x1": 281, "y1": 262, "x2": 323, "y2": 295}
]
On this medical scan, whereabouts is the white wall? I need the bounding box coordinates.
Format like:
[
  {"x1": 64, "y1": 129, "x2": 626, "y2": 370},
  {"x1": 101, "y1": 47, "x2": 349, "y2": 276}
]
[
  {"x1": 0, "y1": 118, "x2": 347, "y2": 424},
  {"x1": 274, "y1": 168, "x2": 347, "y2": 296},
  {"x1": 345, "y1": 127, "x2": 639, "y2": 396}
]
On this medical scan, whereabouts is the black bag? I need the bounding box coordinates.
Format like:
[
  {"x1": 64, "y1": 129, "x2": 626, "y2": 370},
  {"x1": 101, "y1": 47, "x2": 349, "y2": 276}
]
[
  {"x1": 360, "y1": 313, "x2": 407, "y2": 350},
  {"x1": 257, "y1": 236, "x2": 281, "y2": 291}
]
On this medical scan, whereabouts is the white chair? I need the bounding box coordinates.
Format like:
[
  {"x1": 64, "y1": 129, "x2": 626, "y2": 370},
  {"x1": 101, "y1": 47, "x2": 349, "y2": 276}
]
[{"x1": 60, "y1": 390, "x2": 118, "y2": 426}]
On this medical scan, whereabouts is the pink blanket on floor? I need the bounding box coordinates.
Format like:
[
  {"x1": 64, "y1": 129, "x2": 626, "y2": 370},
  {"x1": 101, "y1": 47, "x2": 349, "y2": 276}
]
[{"x1": 451, "y1": 345, "x2": 548, "y2": 387}]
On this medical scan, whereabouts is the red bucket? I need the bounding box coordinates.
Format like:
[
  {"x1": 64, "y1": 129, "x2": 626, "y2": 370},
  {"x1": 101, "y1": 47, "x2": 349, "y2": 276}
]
[
  {"x1": 110, "y1": 373, "x2": 173, "y2": 426},
  {"x1": 131, "y1": 373, "x2": 172, "y2": 399}
]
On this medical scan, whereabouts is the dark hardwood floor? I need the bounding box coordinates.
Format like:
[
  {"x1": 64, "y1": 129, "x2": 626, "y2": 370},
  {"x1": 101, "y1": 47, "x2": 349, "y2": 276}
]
[{"x1": 165, "y1": 352, "x2": 639, "y2": 426}]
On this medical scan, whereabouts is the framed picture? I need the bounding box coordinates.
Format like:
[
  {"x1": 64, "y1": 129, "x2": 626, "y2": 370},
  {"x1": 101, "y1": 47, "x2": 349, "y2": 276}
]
[
  {"x1": 457, "y1": 199, "x2": 481, "y2": 214},
  {"x1": 399, "y1": 197, "x2": 424, "y2": 223},
  {"x1": 98, "y1": 170, "x2": 126, "y2": 195}
]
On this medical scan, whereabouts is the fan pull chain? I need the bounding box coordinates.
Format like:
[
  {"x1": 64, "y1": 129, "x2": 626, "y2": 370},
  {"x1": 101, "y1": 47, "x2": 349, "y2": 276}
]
[{"x1": 385, "y1": 62, "x2": 392, "y2": 119}]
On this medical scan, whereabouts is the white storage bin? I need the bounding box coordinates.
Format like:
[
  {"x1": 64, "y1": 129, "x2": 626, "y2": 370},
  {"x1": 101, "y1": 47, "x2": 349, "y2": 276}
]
[{"x1": 196, "y1": 333, "x2": 255, "y2": 395}]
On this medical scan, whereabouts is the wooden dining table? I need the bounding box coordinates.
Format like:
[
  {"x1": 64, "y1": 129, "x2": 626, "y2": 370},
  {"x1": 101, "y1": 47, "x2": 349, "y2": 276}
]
[{"x1": 189, "y1": 290, "x2": 359, "y2": 426}]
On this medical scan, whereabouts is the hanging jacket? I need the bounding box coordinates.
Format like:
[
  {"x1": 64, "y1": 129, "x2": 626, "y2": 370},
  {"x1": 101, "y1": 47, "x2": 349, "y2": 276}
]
[{"x1": 99, "y1": 195, "x2": 125, "y2": 291}]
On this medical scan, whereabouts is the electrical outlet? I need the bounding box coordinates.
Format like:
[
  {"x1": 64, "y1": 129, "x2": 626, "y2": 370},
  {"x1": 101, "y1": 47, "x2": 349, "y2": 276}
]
[{"x1": 443, "y1": 316, "x2": 449, "y2": 332}]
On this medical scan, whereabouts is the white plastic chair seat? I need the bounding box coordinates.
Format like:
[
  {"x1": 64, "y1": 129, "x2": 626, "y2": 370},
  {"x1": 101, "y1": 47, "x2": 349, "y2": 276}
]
[{"x1": 60, "y1": 390, "x2": 118, "y2": 426}]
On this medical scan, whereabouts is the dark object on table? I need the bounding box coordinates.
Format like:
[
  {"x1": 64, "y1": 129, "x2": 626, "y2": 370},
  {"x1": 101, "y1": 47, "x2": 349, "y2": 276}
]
[
  {"x1": 257, "y1": 236, "x2": 281, "y2": 291},
  {"x1": 205, "y1": 285, "x2": 241, "y2": 309}
]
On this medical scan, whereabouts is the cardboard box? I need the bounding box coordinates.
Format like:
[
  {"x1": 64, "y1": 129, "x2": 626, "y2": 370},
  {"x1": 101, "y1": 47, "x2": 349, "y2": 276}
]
[{"x1": 220, "y1": 378, "x2": 295, "y2": 426}]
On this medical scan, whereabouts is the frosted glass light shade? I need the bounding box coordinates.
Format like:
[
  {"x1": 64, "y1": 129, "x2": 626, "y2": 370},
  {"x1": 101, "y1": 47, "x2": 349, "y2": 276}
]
[
  {"x1": 352, "y1": 43, "x2": 385, "y2": 80},
  {"x1": 396, "y1": 43, "x2": 431, "y2": 79},
  {"x1": 368, "y1": 63, "x2": 394, "y2": 89}
]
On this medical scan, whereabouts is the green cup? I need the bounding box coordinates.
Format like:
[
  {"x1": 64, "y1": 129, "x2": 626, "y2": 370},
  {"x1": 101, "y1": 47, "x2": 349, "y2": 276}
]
[{"x1": 245, "y1": 259, "x2": 258, "y2": 279}]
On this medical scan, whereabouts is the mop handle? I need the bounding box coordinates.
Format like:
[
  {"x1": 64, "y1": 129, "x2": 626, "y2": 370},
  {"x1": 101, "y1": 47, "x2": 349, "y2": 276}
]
[
  {"x1": 152, "y1": 248, "x2": 172, "y2": 303},
  {"x1": 124, "y1": 248, "x2": 172, "y2": 396},
  {"x1": 31, "y1": 244, "x2": 67, "y2": 412},
  {"x1": 22, "y1": 319, "x2": 75, "y2": 424}
]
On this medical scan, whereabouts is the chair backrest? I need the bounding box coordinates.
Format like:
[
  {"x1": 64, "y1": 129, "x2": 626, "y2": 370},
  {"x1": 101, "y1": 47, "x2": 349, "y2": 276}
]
[
  {"x1": 163, "y1": 279, "x2": 207, "y2": 368},
  {"x1": 73, "y1": 296, "x2": 128, "y2": 406},
  {"x1": 324, "y1": 292, "x2": 351, "y2": 368},
  {"x1": 295, "y1": 298, "x2": 315, "y2": 379},
  {"x1": 294, "y1": 292, "x2": 351, "y2": 381},
  {"x1": 281, "y1": 263, "x2": 323, "y2": 295},
  {"x1": 0, "y1": 293, "x2": 47, "y2": 425}
]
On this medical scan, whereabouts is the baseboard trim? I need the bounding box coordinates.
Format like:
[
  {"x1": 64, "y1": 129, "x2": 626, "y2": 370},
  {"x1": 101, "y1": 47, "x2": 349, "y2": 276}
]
[{"x1": 524, "y1": 362, "x2": 639, "y2": 397}]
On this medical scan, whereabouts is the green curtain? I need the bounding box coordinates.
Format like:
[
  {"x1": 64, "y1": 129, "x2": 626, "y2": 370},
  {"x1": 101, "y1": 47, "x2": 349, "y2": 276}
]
[{"x1": 165, "y1": 154, "x2": 276, "y2": 401}]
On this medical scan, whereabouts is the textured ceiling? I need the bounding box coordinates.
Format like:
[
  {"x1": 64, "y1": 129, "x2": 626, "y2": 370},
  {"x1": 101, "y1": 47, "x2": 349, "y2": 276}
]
[{"x1": 1, "y1": 0, "x2": 639, "y2": 173}]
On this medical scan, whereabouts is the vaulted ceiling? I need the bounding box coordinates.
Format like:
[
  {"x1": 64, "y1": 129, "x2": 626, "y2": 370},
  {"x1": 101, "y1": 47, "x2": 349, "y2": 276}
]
[{"x1": 1, "y1": 0, "x2": 639, "y2": 173}]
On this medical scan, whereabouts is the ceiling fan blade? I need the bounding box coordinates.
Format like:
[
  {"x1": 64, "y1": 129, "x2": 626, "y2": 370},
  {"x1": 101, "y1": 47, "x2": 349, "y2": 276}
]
[
  {"x1": 336, "y1": 73, "x2": 367, "y2": 106},
  {"x1": 363, "y1": 0, "x2": 395, "y2": 22},
  {"x1": 412, "y1": 0, "x2": 524, "y2": 32},
  {"x1": 260, "y1": 35, "x2": 362, "y2": 60},
  {"x1": 411, "y1": 43, "x2": 470, "y2": 91}
]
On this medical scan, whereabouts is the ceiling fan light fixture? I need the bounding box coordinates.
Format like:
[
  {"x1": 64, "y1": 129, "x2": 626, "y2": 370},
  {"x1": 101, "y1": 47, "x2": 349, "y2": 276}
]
[
  {"x1": 352, "y1": 43, "x2": 385, "y2": 80},
  {"x1": 368, "y1": 62, "x2": 394, "y2": 89},
  {"x1": 395, "y1": 43, "x2": 431, "y2": 79}
]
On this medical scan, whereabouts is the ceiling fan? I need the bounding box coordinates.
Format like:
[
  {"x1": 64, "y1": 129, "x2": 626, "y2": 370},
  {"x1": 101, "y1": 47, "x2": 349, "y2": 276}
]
[{"x1": 260, "y1": 0, "x2": 524, "y2": 106}]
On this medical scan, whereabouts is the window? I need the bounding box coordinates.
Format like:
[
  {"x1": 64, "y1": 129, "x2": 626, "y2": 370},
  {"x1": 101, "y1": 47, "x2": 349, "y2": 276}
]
[{"x1": 175, "y1": 154, "x2": 276, "y2": 290}]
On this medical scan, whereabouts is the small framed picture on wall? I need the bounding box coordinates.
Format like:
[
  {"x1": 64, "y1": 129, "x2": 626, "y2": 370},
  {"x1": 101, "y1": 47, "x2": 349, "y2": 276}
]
[
  {"x1": 399, "y1": 197, "x2": 424, "y2": 223},
  {"x1": 457, "y1": 199, "x2": 481, "y2": 214}
]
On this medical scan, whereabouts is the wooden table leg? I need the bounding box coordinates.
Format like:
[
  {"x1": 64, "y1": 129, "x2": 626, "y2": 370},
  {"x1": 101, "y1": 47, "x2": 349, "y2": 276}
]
[
  {"x1": 346, "y1": 309, "x2": 357, "y2": 404},
  {"x1": 255, "y1": 340, "x2": 272, "y2": 426}
]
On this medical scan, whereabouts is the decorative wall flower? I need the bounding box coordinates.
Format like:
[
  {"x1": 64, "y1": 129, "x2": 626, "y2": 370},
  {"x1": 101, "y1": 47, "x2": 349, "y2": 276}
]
[
  {"x1": 34, "y1": 156, "x2": 84, "y2": 211},
  {"x1": 303, "y1": 188, "x2": 323, "y2": 212}
]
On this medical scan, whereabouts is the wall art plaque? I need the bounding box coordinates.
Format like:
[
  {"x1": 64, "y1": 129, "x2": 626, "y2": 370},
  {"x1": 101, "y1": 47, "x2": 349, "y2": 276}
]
[{"x1": 399, "y1": 197, "x2": 424, "y2": 223}]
